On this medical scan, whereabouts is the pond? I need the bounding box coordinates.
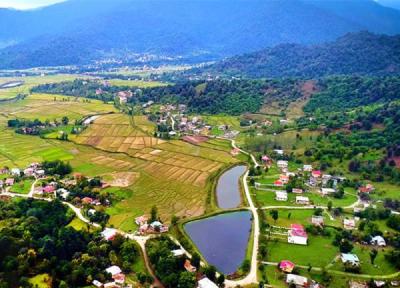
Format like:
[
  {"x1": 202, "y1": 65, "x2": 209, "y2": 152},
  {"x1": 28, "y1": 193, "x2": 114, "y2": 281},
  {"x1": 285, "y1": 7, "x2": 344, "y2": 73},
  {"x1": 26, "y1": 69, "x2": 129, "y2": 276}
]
[
  {"x1": 184, "y1": 211, "x2": 252, "y2": 275},
  {"x1": 216, "y1": 165, "x2": 247, "y2": 209}
]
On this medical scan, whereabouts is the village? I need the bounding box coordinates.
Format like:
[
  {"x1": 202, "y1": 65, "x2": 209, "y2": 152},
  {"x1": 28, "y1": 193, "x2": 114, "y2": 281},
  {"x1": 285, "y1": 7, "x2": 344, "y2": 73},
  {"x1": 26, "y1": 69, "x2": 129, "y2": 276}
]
[{"x1": 248, "y1": 148, "x2": 400, "y2": 288}]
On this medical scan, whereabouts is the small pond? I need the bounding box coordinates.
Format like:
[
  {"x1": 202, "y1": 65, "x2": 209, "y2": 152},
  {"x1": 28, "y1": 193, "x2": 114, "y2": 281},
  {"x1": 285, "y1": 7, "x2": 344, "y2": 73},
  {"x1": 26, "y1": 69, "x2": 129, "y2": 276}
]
[
  {"x1": 216, "y1": 165, "x2": 247, "y2": 209},
  {"x1": 184, "y1": 211, "x2": 252, "y2": 275}
]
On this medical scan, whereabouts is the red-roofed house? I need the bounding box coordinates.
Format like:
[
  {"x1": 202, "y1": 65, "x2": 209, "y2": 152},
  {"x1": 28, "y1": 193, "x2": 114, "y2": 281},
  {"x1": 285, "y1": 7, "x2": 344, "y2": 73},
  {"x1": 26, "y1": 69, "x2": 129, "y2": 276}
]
[
  {"x1": 279, "y1": 260, "x2": 295, "y2": 273},
  {"x1": 43, "y1": 185, "x2": 55, "y2": 194},
  {"x1": 274, "y1": 180, "x2": 284, "y2": 187},
  {"x1": 358, "y1": 184, "x2": 374, "y2": 194},
  {"x1": 81, "y1": 197, "x2": 94, "y2": 205},
  {"x1": 184, "y1": 259, "x2": 197, "y2": 273},
  {"x1": 312, "y1": 170, "x2": 322, "y2": 178},
  {"x1": 288, "y1": 224, "x2": 308, "y2": 245}
]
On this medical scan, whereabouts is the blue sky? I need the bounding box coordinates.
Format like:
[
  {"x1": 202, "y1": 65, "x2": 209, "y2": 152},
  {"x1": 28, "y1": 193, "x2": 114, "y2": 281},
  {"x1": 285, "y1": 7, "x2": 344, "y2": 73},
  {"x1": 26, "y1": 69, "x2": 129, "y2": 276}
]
[{"x1": 0, "y1": 0, "x2": 65, "y2": 9}]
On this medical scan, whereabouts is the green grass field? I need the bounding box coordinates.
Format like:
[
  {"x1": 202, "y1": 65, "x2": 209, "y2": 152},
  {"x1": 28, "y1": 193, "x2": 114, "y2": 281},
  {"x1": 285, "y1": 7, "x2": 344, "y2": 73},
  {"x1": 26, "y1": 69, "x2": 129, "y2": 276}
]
[
  {"x1": 10, "y1": 179, "x2": 34, "y2": 194},
  {"x1": 109, "y1": 79, "x2": 169, "y2": 88}
]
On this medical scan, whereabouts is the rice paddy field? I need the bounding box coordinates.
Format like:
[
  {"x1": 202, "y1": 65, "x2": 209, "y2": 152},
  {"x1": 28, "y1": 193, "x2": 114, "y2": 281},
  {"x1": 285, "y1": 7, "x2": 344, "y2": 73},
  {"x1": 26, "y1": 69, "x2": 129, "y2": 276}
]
[
  {"x1": 0, "y1": 74, "x2": 91, "y2": 100},
  {"x1": 0, "y1": 90, "x2": 239, "y2": 231}
]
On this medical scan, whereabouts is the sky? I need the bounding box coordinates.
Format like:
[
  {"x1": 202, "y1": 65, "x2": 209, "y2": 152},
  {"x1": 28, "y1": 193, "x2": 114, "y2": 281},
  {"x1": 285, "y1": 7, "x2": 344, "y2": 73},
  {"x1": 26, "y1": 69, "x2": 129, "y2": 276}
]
[{"x1": 0, "y1": 0, "x2": 65, "y2": 9}]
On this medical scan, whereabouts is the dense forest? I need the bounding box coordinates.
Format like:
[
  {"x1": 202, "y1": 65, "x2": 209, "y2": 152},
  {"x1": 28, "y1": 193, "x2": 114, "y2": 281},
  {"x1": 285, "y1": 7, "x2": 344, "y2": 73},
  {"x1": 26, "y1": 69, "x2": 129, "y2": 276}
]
[
  {"x1": 197, "y1": 32, "x2": 400, "y2": 78},
  {"x1": 0, "y1": 199, "x2": 141, "y2": 287}
]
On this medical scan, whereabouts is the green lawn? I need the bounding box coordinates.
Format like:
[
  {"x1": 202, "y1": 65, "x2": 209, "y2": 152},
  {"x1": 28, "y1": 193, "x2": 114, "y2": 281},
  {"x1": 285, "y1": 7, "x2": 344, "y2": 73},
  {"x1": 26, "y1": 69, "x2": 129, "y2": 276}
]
[
  {"x1": 10, "y1": 179, "x2": 34, "y2": 194},
  {"x1": 267, "y1": 228, "x2": 339, "y2": 267}
]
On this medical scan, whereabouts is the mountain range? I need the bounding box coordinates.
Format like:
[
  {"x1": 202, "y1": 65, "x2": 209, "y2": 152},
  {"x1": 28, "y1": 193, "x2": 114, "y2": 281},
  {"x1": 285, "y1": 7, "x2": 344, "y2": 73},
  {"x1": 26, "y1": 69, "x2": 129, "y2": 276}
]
[{"x1": 1, "y1": 0, "x2": 400, "y2": 69}]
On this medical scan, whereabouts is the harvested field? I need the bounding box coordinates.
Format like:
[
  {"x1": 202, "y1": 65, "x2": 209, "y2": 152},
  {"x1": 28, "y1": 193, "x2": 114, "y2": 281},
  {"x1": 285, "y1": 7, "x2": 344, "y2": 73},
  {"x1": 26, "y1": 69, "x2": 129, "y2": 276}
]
[{"x1": 182, "y1": 135, "x2": 209, "y2": 145}]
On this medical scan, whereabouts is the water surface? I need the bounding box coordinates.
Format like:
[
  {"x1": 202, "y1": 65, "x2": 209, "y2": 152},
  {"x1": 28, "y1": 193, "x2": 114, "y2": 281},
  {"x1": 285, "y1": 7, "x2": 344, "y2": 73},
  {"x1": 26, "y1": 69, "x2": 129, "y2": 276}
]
[
  {"x1": 184, "y1": 211, "x2": 252, "y2": 275},
  {"x1": 216, "y1": 165, "x2": 247, "y2": 209}
]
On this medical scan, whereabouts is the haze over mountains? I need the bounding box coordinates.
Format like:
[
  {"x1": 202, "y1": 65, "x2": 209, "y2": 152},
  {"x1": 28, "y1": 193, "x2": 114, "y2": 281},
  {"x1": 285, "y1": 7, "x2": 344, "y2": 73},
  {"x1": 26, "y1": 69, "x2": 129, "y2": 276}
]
[{"x1": 1, "y1": 0, "x2": 400, "y2": 69}]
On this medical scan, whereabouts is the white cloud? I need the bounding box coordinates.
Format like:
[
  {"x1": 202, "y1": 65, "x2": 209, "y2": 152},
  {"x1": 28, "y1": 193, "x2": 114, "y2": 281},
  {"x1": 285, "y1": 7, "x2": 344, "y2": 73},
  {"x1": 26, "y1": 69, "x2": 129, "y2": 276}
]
[{"x1": 0, "y1": 0, "x2": 66, "y2": 10}]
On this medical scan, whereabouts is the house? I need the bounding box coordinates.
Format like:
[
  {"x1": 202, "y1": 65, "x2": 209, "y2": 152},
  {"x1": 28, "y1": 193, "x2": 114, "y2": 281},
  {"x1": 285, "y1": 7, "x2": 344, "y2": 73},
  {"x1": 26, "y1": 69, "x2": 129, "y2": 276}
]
[
  {"x1": 0, "y1": 180, "x2": 3, "y2": 188},
  {"x1": 35, "y1": 170, "x2": 45, "y2": 177},
  {"x1": 274, "y1": 149, "x2": 284, "y2": 155},
  {"x1": 103, "y1": 282, "x2": 119, "y2": 288},
  {"x1": 296, "y1": 196, "x2": 310, "y2": 205},
  {"x1": 92, "y1": 280, "x2": 103, "y2": 288},
  {"x1": 198, "y1": 277, "x2": 218, "y2": 288},
  {"x1": 57, "y1": 188, "x2": 70, "y2": 200},
  {"x1": 286, "y1": 274, "x2": 308, "y2": 287},
  {"x1": 303, "y1": 165, "x2": 313, "y2": 172},
  {"x1": 279, "y1": 174, "x2": 289, "y2": 184},
  {"x1": 231, "y1": 148, "x2": 240, "y2": 156},
  {"x1": 150, "y1": 221, "x2": 169, "y2": 233},
  {"x1": 322, "y1": 174, "x2": 332, "y2": 185},
  {"x1": 171, "y1": 249, "x2": 185, "y2": 257},
  {"x1": 106, "y1": 265, "x2": 122, "y2": 276},
  {"x1": 184, "y1": 259, "x2": 197, "y2": 272},
  {"x1": 370, "y1": 235, "x2": 386, "y2": 247},
  {"x1": 343, "y1": 218, "x2": 356, "y2": 230},
  {"x1": 43, "y1": 185, "x2": 55, "y2": 194},
  {"x1": 135, "y1": 215, "x2": 148, "y2": 226},
  {"x1": 82, "y1": 197, "x2": 94, "y2": 205},
  {"x1": 311, "y1": 216, "x2": 324, "y2": 226},
  {"x1": 288, "y1": 224, "x2": 308, "y2": 245},
  {"x1": 358, "y1": 184, "x2": 374, "y2": 194},
  {"x1": 275, "y1": 191, "x2": 288, "y2": 201},
  {"x1": 11, "y1": 168, "x2": 20, "y2": 176},
  {"x1": 349, "y1": 281, "x2": 368, "y2": 288},
  {"x1": 261, "y1": 155, "x2": 272, "y2": 166},
  {"x1": 24, "y1": 168, "x2": 34, "y2": 176},
  {"x1": 277, "y1": 160, "x2": 288, "y2": 169},
  {"x1": 5, "y1": 178, "x2": 14, "y2": 186},
  {"x1": 274, "y1": 180, "x2": 284, "y2": 187},
  {"x1": 101, "y1": 228, "x2": 118, "y2": 241},
  {"x1": 88, "y1": 209, "x2": 96, "y2": 216},
  {"x1": 311, "y1": 170, "x2": 321, "y2": 178},
  {"x1": 279, "y1": 260, "x2": 295, "y2": 273},
  {"x1": 112, "y1": 273, "x2": 125, "y2": 284},
  {"x1": 320, "y1": 188, "x2": 336, "y2": 196},
  {"x1": 292, "y1": 188, "x2": 303, "y2": 194},
  {"x1": 341, "y1": 253, "x2": 360, "y2": 266}
]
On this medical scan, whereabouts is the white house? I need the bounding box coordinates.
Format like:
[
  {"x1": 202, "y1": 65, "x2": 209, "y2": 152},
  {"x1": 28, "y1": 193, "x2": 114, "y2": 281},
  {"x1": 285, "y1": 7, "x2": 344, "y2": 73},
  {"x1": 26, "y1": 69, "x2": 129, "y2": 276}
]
[
  {"x1": 343, "y1": 218, "x2": 356, "y2": 230},
  {"x1": 277, "y1": 160, "x2": 288, "y2": 169},
  {"x1": 171, "y1": 249, "x2": 185, "y2": 257},
  {"x1": 371, "y1": 236, "x2": 386, "y2": 247},
  {"x1": 275, "y1": 191, "x2": 288, "y2": 202},
  {"x1": 286, "y1": 274, "x2": 308, "y2": 287},
  {"x1": 303, "y1": 164, "x2": 313, "y2": 172},
  {"x1": 311, "y1": 215, "x2": 324, "y2": 226},
  {"x1": 296, "y1": 196, "x2": 310, "y2": 205},
  {"x1": 320, "y1": 188, "x2": 336, "y2": 196},
  {"x1": 57, "y1": 188, "x2": 70, "y2": 200},
  {"x1": 106, "y1": 265, "x2": 122, "y2": 276},
  {"x1": 341, "y1": 253, "x2": 360, "y2": 266},
  {"x1": 11, "y1": 168, "x2": 20, "y2": 176},
  {"x1": 101, "y1": 228, "x2": 118, "y2": 241},
  {"x1": 288, "y1": 224, "x2": 308, "y2": 245},
  {"x1": 198, "y1": 277, "x2": 218, "y2": 288},
  {"x1": 274, "y1": 149, "x2": 284, "y2": 155}
]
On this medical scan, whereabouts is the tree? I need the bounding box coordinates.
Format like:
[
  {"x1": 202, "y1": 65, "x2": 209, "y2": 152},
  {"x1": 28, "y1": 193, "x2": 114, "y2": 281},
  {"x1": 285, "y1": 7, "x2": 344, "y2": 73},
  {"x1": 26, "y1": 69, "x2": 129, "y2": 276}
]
[
  {"x1": 339, "y1": 239, "x2": 353, "y2": 253},
  {"x1": 204, "y1": 266, "x2": 217, "y2": 282},
  {"x1": 269, "y1": 210, "x2": 278, "y2": 224},
  {"x1": 241, "y1": 259, "x2": 251, "y2": 273},
  {"x1": 191, "y1": 253, "x2": 201, "y2": 269},
  {"x1": 217, "y1": 274, "x2": 225, "y2": 287},
  {"x1": 370, "y1": 249, "x2": 378, "y2": 265},
  {"x1": 150, "y1": 206, "x2": 158, "y2": 223},
  {"x1": 178, "y1": 271, "x2": 196, "y2": 288},
  {"x1": 327, "y1": 201, "x2": 333, "y2": 211},
  {"x1": 61, "y1": 116, "x2": 69, "y2": 125}
]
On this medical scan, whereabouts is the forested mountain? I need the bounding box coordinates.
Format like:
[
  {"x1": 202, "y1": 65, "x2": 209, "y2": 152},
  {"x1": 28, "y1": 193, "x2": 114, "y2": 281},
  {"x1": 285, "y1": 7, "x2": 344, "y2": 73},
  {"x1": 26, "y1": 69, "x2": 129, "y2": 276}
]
[
  {"x1": 1, "y1": 0, "x2": 400, "y2": 69},
  {"x1": 201, "y1": 32, "x2": 400, "y2": 78}
]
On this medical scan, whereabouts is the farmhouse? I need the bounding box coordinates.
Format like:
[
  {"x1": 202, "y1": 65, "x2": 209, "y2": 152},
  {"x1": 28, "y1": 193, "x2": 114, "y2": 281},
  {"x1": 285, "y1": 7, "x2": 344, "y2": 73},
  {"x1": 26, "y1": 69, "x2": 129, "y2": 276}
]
[
  {"x1": 0, "y1": 180, "x2": 3, "y2": 188},
  {"x1": 311, "y1": 215, "x2": 324, "y2": 226},
  {"x1": 288, "y1": 224, "x2": 308, "y2": 245},
  {"x1": 292, "y1": 188, "x2": 303, "y2": 194},
  {"x1": 24, "y1": 168, "x2": 34, "y2": 176},
  {"x1": 279, "y1": 260, "x2": 295, "y2": 273},
  {"x1": 286, "y1": 274, "x2": 308, "y2": 287},
  {"x1": 341, "y1": 253, "x2": 360, "y2": 266},
  {"x1": 184, "y1": 259, "x2": 197, "y2": 272},
  {"x1": 57, "y1": 188, "x2": 70, "y2": 200},
  {"x1": 303, "y1": 164, "x2": 313, "y2": 172},
  {"x1": 279, "y1": 174, "x2": 289, "y2": 184},
  {"x1": 171, "y1": 249, "x2": 185, "y2": 257},
  {"x1": 296, "y1": 196, "x2": 310, "y2": 205},
  {"x1": 274, "y1": 180, "x2": 284, "y2": 187},
  {"x1": 371, "y1": 235, "x2": 386, "y2": 247},
  {"x1": 311, "y1": 170, "x2": 321, "y2": 178},
  {"x1": 101, "y1": 228, "x2": 118, "y2": 241},
  {"x1": 5, "y1": 178, "x2": 14, "y2": 186},
  {"x1": 274, "y1": 149, "x2": 284, "y2": 155},
  {"x1": 231, "y1": 148, "x2": 241, "y2": 156},
  {"x1": 277, "y1": 160, "x2": 288, "y2": 169},
  {"x1": 261, "y1": 155, "x2": 272, "y2": 165},
  {"x1": 275, "y1": 191, "x2": 288, "y2": 201},
  {"x1": 320, "y1": 188, "x2": 336, "y2": 196},
  {"x1": 343, "y1": 218, "x2": 356, "y2": 230},
  {"x1": 106, "y1": 265, "x2": 122, "y2": 276},
  {"x1": 135, "y1": 215, "x2": 148, "y2": 226},
  {"x1": 358, "y1": 184, "x2": 374, "y2": 194},
  {"x1": 198, "y1": 277, "x2": 218, "y2": 288},
  {"x1": 82, "y1": 197, "x2": 94, "y2": 205}
]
